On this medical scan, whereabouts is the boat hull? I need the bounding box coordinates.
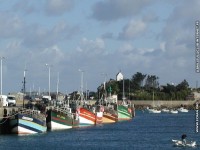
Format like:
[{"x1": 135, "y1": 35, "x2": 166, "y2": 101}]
[
  {"x1": 170, "y1": 110, "x2": 178, "y2": 114},
  {"x1": 79, "y1": 107, "x2": 96, "y2": 127},
  {"x1": 102, "y1": 111, "x2": 117, "y2": 123},
  {"x1": 95, "y1": 112, "x2": 103, "y2": 125},
  {"x1": 9, "y1": 113, "x2": 47, "y2": 134},
  {"x1": 46, "y1": 109, "x2": 73, "y2": 130},
  {"x1": 117, "y1": 105, "x2": 132, "y2": 121},
  {"x1": 178, "y1": 108, "x2": 189, "y2": 113}
]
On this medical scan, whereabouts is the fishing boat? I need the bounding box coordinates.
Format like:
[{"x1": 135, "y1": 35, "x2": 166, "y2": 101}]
[
  {"x1": 102, "y1": 94, "x2": 118, "y2": 124},
  {"x1": 102, "y1": 105, "x2": 117, "y2": 123},
  {"x1": 9, "y1": 108, "x2": 47, "y2": 134},
  {"x1": 46, "y1": 72, "x2": 79, "y2": 130},
  {"x1": 78, "y1": 105, "x2": 97, "y2": 127},
  {"x1": 76, "y1": 70, "x2": 97, "y2": 127},
  {"x1": 71, "y1": 101, "x2": 103, "y2": 127},
  {"x1": 117, "y1": 79, "x2": 134, "y2": 121},
  {"x1": 9, "y1": 69, "x2": 47, "y2": 134},
  {"x1": 117, "y1": 102, "x2": 133, "y2": 121},
  {"x1": 46, "y1": 104, "x2": 79, "y2": 130}
]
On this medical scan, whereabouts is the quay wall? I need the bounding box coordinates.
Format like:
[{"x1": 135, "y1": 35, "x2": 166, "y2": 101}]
[
  {"x1": 131, "y1": 100, "x2": 196, "y2": 107},
  {"x1": 86, "y1": 99, "x2": 197, "y2": 109}
]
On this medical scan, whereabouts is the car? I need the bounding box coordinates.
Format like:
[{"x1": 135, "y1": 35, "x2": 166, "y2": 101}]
[{"x1": 7, "y1": 95, "x2": 16, "y2": 106}]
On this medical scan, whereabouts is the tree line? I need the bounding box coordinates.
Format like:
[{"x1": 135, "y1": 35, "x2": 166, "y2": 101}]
[{"x1": 96, "y1": 72, "x2": 192, "y2": 101}]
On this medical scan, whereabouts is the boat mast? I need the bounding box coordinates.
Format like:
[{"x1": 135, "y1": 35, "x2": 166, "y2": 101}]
[
  {"x1": 56, "y1": 72, "x2": 59, "y2": 100},
  {"x1": 0, "y1": 57, "x2": 4, "y2": 96},
  {"x1": 23, "y1": 69, "x2": 27, "y2": 108},
  {"x1": 79, "y1": 69, "x2": 84, "y2": 104},
  {"x1": 122, "y1": 78, "x2": 125, "y2": 103}
]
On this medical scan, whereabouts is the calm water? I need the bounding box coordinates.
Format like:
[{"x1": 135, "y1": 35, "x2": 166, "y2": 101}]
[{"x1": 0, "y1": 110, "x2": 199, "y2": 150}]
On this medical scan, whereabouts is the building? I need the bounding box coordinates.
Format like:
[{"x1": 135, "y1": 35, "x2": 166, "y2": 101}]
[{"x1": 116, "y1": 71, "x2": 123, "y2": 81}]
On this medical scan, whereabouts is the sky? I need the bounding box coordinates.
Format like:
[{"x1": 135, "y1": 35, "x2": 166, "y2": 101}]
[{"x1": 0, "y1": 0, "x2": 199, "y2": 94}]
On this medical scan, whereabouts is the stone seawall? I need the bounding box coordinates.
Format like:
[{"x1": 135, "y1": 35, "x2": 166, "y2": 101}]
[
  {"x1": 131, "y1": 100, "x2": 196, "y2": 107},
  {"x1": 87, "y1": 99, "x2": 197, "y2": 109}
]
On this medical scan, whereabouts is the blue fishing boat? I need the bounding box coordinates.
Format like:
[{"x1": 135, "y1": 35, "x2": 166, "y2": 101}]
[{"x1": 9, "y1": 109, "x2": 47, "y2": 134}]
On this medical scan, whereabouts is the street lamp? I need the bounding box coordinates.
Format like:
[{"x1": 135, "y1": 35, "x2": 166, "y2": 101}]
[
  {"x1": 46, "y1": 64, "x2": 52, "y2": 96},
  {"x1": 0, "y1": 57, "x2": 5, "y2": 95}
]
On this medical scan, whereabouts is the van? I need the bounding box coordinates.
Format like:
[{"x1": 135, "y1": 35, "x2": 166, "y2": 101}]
[
  {"x1": 7, "y1": 95, "x2": 16, "y2": 106},
  {"x1": 42, "y1": 96, "x2": 51, "y2": 104},
  {"x1": 0, "y1": 95, "x2": 8, "y2": 107}
]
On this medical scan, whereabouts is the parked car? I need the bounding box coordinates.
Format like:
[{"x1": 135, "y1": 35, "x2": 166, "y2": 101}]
[{"x1": 7, "y1": 95, "x2": 16, "y2": 106}]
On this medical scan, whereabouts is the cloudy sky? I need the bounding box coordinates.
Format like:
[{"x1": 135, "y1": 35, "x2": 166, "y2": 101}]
[{"x1": 0, "y1": 0, "x2": 199, "y2": 94}]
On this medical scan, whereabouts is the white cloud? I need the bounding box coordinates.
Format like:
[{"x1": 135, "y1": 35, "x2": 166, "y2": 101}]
[
  {"x1": 118, "y1": 19, "x2": 146, "y2": 40},
  {"x1": 116, "y1": 43, "x2": 163, "y2": 70},
  {"x1": 91, "y1": 0, "x2": 152, "y2": 21},
  {"x1": 13, "y1": 0, "x2": 37, "y2": 14},
  {"x1": 22, "y1": 21, "x2": 79, "y2": 48},
  {"x1": 76, "y1": 38, "x2": 105, "y2": 56},
  {"x1": 0, "y1": 13, "x2": 24, "y2": 38},
  {"x1": 45, "y1": 0, "x2": 74, "y2": 16},
  {"x1": 159, "y1": 0, "x2": 198, "y2": 63},
  {"x1": 160, "y1": 42, "x2": 166, "y2": 52}
]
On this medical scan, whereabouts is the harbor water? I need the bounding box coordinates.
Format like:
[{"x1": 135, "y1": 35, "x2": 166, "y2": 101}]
[{"x1": 0, "y1": 110, "x2": 199, "y2": 150}]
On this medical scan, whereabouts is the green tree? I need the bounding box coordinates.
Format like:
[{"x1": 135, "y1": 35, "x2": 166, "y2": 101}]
[
  {"x1": 176, "y1": 79, "x2": 189, "y2": 91},
  {"x1": 144, "y1": 75, "x2": 159, "y2": 91},
  {"x1": 131, "y1": 72, "x2": 146, "y2": 91}
]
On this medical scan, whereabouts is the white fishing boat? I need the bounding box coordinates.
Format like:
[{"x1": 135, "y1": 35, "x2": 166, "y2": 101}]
[
  {"x1": 172, "y1": 139, "x2": 196, "y2": 148},
  {"x1": 177, "y1": 107, "x2": 189, "y2": 113},
  {"x1": 161, "y1": 108, "x2": 170, "y2": 113}
]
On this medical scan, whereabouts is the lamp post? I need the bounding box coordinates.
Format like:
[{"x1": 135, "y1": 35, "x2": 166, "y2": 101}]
[
  {"x1": 46, "y1": 64, "x2": 52, "y2": 96},
  {"x1": 0, "y1": 57, "x2": 4, "y2": 95}
]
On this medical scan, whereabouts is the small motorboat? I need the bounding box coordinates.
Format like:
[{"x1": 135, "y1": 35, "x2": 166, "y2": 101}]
[
  {"x1": 146, "y1": 107, "x2": 161, "y2": 113},
  {"x1": 177, "y1": 107, "x2": 189, "y2": 113},
  {"x1": 172, "y1": 139, "x2": 197, "y2": 148},
  {"x1": 169, "y1": 109, "x2": 178, "y2": 114},
  {"x1": 161, "y1": 108, "x2": 170, "y2": 113}
]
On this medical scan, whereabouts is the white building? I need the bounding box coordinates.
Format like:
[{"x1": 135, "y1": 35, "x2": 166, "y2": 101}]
[{"x1": 116, "y1": 72, "x2": 123, "y2": 81}]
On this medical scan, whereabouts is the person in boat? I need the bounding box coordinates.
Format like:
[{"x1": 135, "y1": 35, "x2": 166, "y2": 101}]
[{"x1": 181, "y1": 134, "x2": 187, "y2": 145}]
